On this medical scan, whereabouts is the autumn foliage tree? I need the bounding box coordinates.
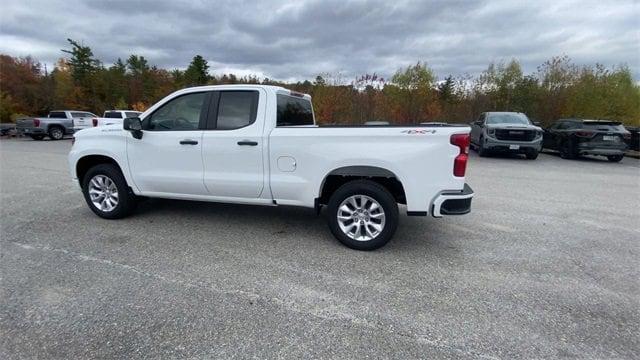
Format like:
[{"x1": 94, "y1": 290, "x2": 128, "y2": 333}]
[{"x1": 0, "y1": 39, "x2": 638, "y2": 126}]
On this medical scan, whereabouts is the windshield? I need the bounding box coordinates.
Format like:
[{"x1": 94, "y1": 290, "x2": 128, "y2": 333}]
[{"x1": 486, "y1": 113, "x2": 531, "y2": 125}]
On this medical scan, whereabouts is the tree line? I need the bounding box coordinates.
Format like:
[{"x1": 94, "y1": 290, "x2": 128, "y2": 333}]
[{"x1": 1, "y1": 38, "x2": 638, "y2": 126}]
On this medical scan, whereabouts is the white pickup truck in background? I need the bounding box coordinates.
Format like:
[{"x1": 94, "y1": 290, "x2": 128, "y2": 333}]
[
  {"x1": 91, "y1": 110, "x2": 142, "y2": 127},
  {"x1": 69, "y1": 85, "x2": 474, "y2": 250}
]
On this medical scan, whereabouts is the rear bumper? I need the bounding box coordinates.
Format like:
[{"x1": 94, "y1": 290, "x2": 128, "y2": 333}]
[
  {"x1": 577, "y1": 144, "x2": 627, "y2": 156},
  {"x1": 431, "y1": 183, "x2": 474, "y2": 218}
]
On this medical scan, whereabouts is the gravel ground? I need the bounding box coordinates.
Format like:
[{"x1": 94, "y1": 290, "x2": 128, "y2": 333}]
[{"x1": 1, "y1": 137, "x2": 639, "y2": 359}]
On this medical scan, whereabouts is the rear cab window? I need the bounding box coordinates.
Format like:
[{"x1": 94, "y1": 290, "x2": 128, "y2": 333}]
[
  {"x1": 276, "y1": 94, "x2": 314, "y2": 126},
  {"x1": 48, "y1": 112, "x2": 66, "y2": 118},
  {"x1": 125, "y1": 112, "x2": 140, "y2": 118},
  {"x1": 104, "y1": 112, "x2": 123, "y2": 119}
]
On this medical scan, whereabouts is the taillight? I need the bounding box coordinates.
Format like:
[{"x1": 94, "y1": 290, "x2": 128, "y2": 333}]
[
  {"x1": 34, "y1": 119, "x2": 40, "y2": 127},
  {"x1": 92, "y1": 118, "x2": 98, "y2": 127},
  {"x1": 575, "y1": 131, "x2": 594, "y2": 138},
  {"x1": 450, "y1": 133, "x2": 470, "y2": 177}
]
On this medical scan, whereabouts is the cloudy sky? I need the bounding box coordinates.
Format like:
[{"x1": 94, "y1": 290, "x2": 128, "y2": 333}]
[{"x1": 1, "y1": 0, "x2": 638, "y2": 82}]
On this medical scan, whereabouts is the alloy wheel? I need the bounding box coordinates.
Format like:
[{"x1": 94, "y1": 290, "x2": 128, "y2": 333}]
[
  {"x1": 88, "y1": 175, "x2": 119, "y2": 212},
  {"x1": 337, "y1": 195, "x2": 386, "y2": 241}
]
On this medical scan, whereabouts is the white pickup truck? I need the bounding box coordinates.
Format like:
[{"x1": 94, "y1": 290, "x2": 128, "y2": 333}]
[
  {"x1": 68, "y1": 85, "x2": 474, "y2": 250},
  {"x1": 91, "y1": 110, "x2": 142, "y2": 127}
]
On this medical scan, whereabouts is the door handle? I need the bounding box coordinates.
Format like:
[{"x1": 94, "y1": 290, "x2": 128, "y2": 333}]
[
  {"x1": 237, "y1": 140, "x2": 258, "y2": 146},
  {"x1": 180, "y1": 139, "x2": 198, "y2": 145}
]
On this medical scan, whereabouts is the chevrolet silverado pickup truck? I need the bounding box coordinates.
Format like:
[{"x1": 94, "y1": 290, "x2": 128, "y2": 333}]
[
  {"x1": 68, "y1": 85, "x2": 474, "y2": 250},
  {"x1": 91, "y1": 110, "x2": 142, "y2": 127},
  {"x1": 470, "y1": 112, "x2": 543, "y2": 159},
  {"x1": 17, "y1": 110, "x2": 97, "y2": 140}
]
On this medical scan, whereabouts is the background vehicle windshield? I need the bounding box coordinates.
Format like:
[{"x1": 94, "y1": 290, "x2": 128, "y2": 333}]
[{"x1": 486, "y1": 113, "x2": 530, "y2": 125}]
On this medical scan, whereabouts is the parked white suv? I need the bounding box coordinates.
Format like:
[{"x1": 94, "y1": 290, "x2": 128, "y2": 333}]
[{"x1": 69, "y1": 85, "x2": 474, "y2": 250}]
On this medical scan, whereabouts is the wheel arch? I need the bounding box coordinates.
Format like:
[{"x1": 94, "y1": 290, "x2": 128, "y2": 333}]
[
  {"x1": 317, "y1": 165, "x2": 406, "y2": 207},
  {"x1": 75, "y1": 154, "x2": 126, "y2": 186}
]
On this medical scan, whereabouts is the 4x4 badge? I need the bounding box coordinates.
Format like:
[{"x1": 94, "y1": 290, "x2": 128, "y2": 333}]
[{"x1": 401, "y1": 129, "x2": 436, "y2": 135}]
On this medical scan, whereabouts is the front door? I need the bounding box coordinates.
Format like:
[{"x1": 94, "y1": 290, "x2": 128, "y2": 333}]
[
  {"x1": 201, "y1": 89, "x2": 265, "y2": 198},
  {"x1": 126, "y1": 91, "x2": 209, "y2": 196}
]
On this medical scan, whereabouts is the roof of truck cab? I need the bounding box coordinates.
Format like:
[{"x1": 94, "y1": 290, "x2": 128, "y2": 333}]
[
  {"x1": 178, "y1": 84, "x2": 311, "y2": 100},
  {"x1": 485, "y1": 111, "x2": 525, "y2": 115}
]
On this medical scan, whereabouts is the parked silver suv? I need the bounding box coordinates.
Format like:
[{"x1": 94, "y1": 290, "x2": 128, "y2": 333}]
[{"x1": 470, "y1": 112, "x2": 543, "y2": 159}]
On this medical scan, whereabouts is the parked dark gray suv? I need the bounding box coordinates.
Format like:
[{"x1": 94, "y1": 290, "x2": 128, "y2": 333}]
[
  {"x1": 470, "y1": 112, "x2": 543, "y2": 159},
  {"x1": 543, "y1": 119, "x2": 630, "y2": 162}
]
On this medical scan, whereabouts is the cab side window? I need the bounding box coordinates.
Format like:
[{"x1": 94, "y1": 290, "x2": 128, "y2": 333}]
[
  {"x1": 215, "y1": 91, "x2": 259, "y2": 130},
  {"x1": 145, "y1": 92, "x2": 206, "y2": 131}
]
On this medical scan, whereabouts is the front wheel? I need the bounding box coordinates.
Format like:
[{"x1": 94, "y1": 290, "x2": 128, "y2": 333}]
[
  {"x1": 327, "y1": 180, "x2": 399, "y2": 250},
  {"x1": 477, "y1": 136, "x2": 488, "y2": 157},
  {"x1": 607, "y1": 155, "x2": 624, "y2": 162},
  {"x1": 525, "y1": 149, "x2": 539, "y2": 160},
  {"x1": 81, "y1": 164, "x2": 137, "y2": 219}
]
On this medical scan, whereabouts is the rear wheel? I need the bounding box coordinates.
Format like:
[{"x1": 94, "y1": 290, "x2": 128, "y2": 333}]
[
  {"x1": 559, "y1": 139, "x2": 576, "y2": 159},
  {"x1": 30, "y1": 135, "x2": 45, "y2": 140},
  {"x1": 607, "y1": 155, "x2": 624, "y2": 162},
  {"x1": 81, "y1": 164, "x2": 137, "y2": 219},
  {"x1": 327, "y1": 180, "x2": 398, "y2": 251},
  {"x1": 48, "y1": 126, "x2": 64, "y2": 140}
]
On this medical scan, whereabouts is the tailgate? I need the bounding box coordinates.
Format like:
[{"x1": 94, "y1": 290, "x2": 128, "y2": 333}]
[
  {"x1": 15, "y1": 119, "x2": 35, "y2": 129},
  {"x1": 587, "y1": 133, "x2": 626, "y2": 148}
]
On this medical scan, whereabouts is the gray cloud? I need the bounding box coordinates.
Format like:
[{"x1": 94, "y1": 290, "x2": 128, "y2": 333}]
[{"x1": 1, "y1": 0, "x2": 638, "y2": 81}]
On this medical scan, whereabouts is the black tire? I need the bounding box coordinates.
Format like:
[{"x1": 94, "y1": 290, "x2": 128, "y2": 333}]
[
  {"x1": 326, "y1": 180, "x2": 399, "y2": 251},
  {"x1": 48, "y1": 126, "x2": 64, "y2": 140},
  {"x1": 607, "y1": 155, "x2": 624, "y2": 162},
  {"x1": 525, "y1": 149, "x2": 539, "y2": 160},
  {"x1": 559, "y1": 138, "x2": 576, "y2": 159},
  {"x1": 30, "y1": 135, "x2": 45, "y2": 140},
  {"x1": 81, "y1": 164, "x2": 137, "y2": 219},
  {"x1": 477, "y1": 136, "x2": 488, "y2": 157}
]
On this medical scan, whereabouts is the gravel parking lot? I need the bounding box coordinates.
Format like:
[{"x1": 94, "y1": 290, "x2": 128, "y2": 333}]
[{"x1": 1, "y1": 137, "x2": 639, "y2": 359}]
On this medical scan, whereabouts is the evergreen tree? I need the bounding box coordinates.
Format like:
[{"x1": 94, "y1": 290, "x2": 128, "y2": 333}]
[{"x1": 184, "y1": 55, "x2": 210, "y2": 86}]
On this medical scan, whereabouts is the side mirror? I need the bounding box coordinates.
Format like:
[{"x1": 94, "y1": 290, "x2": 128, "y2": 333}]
[
  {"x1": 533, "y1": 121, "x2": 541, "y2": 127},
  {"x1": 474, "y1": 121, "x2": 483, "y2": 126},
  {"x1": 123, "y1": 117, "x2": 143, "y2": 139}
]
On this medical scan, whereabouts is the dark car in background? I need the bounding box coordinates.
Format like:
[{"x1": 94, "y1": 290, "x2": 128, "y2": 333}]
[
  {"x1": 624, "y1": 126, "x2": 639, "y2": 151},
  {"x1": 543, "y1": 119, "x2": 630, "y2": 162}
]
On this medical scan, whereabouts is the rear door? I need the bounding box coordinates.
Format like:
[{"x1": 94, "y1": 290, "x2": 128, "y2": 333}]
[
  {"x1": 126, "y1": 91, "x2": 210, "y2": 195},
  {"x1": 201, "y1": 89, "x2": 265, "y2": 198}
]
